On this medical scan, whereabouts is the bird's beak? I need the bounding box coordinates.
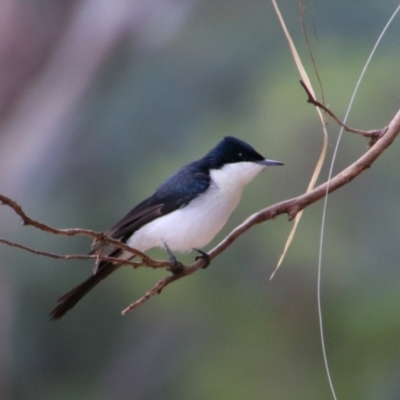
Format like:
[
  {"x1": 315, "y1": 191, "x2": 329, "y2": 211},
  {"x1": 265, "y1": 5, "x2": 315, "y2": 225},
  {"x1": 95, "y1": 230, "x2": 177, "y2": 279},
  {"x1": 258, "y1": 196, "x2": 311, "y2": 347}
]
[{"x1": 257, "y1": 159, "x2": 284, "y2": 166}]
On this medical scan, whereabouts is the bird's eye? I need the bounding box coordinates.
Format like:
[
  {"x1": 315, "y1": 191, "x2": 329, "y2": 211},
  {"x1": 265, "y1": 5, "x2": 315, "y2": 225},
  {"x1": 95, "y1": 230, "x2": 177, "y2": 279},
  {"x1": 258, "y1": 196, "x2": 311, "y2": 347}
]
[{"x1": 238, "y1": 152, "x2": 244, "y2": 159}]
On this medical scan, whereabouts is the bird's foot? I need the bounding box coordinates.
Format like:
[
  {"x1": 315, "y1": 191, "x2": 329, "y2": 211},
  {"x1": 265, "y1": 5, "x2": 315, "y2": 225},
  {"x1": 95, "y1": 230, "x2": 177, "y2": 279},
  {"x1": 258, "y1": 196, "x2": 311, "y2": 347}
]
[
  {"x1": 194, "y1": 249, "x2": 211, "y2": 269},
  {"x1": 164, "y1": 241, "x2": 184, "y2": 274}
]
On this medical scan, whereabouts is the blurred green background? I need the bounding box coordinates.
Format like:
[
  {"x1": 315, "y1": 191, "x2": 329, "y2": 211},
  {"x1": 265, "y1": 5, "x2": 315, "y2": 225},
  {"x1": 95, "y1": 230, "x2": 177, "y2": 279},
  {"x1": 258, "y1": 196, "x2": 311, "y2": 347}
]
[{"x1": 1, "y1": 1, "x2": 400, "y2": 399}]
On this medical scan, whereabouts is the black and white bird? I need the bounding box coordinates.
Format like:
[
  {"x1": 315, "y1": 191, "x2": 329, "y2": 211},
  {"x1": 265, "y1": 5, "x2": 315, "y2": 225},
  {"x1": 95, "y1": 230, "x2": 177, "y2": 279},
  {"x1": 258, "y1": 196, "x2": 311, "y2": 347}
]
[{"x1": 50, "y1": 136, "x2": 283, "y2": 319}]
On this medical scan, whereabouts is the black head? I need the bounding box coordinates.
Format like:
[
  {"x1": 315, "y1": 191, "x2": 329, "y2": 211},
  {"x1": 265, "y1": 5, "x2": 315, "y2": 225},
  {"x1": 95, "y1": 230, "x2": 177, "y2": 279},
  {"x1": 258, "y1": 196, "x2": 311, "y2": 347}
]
[{"x1": 205, "y1": 136, "x2": 283, "y2": 169}]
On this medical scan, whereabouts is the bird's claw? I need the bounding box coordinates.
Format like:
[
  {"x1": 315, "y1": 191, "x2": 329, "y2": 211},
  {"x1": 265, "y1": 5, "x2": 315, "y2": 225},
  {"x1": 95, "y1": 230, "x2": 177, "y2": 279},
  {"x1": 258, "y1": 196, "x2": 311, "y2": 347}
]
[
  {"x1": 164, "y1": 241, "x2": 184, "y2": 274},
  {"x1": 194, "y1": 249, "x2": 211, "y2": 269},
  {"x1": 168, "y1": 260, "x2": 184, "y2": 274}
]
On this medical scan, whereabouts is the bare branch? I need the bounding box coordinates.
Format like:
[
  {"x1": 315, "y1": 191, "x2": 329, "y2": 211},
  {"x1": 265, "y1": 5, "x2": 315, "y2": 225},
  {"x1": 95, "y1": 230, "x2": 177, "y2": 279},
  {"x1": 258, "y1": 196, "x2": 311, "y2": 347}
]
[
  {"x1": 0, "y1": 195, "x2": 169, "y2": 269},
  {"x1": 0, "y1": 238, "x2": 145, "y2": 268},
  {"x1": 1, "y1": 108, "x2": 399, "y2": 315},
  {"x1": 121, "y1": 263, "x2": 200, "y2": 315},
  {"x1": 121, "y1": 275, "x2": 179, "y2": 315},
  {"x1": 121, "y1": 107, "x2": 400, "y2": 314},
  {"x1": 300, "y1": 80, "x2": 386, "y2": 143}
]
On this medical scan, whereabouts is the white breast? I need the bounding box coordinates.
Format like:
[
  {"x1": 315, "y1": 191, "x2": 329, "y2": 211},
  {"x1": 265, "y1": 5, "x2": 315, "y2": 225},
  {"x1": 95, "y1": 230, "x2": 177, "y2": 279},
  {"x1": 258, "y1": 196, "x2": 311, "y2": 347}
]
[{"x1": 127, "y1": 161, "x2": 265, "y2": 253}]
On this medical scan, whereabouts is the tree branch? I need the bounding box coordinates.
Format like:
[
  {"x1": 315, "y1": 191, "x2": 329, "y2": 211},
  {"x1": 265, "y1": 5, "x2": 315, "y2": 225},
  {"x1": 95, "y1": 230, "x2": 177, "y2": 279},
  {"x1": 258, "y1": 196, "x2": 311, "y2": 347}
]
[
  {"x1": 0, "y1": 238, "x2": 144, "y2": 268},
  {"x1": 300, "y1": 80, "x2": 386, "y2": 145},
  {"x1": 121, "y1": 107, "x2": 400, "y2": 315},
  {"x1": 1, "y1": 107, "x2": 399, "y2": 316},
  {"x1": 0, "y1": 195, "x2": 169, "y2": 269}
]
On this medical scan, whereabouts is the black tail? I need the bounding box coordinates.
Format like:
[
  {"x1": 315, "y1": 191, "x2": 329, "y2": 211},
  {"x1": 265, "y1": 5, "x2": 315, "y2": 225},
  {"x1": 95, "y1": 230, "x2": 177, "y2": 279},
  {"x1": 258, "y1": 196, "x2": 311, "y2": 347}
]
[{"x1": 50, "y1": 256, "x2": 121, "y2": 320}]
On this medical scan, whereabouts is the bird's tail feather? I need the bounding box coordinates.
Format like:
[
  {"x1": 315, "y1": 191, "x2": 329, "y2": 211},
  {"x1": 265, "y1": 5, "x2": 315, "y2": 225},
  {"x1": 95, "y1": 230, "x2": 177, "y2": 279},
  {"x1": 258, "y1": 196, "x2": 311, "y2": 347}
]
[{"x1": 50, "y1": 261, "x2": 118, "y2": 320}]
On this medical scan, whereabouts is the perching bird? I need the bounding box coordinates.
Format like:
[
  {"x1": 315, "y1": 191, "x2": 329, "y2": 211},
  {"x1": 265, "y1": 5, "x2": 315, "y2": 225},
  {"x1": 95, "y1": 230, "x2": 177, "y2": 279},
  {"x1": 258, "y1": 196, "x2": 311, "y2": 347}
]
[{"x1": 50, "y1": 136, "x2": 283, "y2": 319}]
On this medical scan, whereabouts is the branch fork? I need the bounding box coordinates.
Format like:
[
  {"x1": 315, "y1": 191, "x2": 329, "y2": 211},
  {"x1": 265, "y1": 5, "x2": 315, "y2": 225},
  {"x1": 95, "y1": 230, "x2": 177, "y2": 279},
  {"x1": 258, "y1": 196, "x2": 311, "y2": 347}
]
[{"x1": 1, "y1": 88, "x2": 399, "y2": 316}]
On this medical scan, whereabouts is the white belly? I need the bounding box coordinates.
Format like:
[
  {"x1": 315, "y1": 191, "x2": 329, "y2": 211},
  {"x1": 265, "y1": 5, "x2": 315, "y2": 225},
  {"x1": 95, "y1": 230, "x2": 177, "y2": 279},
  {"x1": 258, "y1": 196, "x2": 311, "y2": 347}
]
[
  {"x1": 127, "y1": 184, "x2": 241, "y2": 252},
  {"x1": 127, "y1": 161, "x2": 265, "y2": 253}
]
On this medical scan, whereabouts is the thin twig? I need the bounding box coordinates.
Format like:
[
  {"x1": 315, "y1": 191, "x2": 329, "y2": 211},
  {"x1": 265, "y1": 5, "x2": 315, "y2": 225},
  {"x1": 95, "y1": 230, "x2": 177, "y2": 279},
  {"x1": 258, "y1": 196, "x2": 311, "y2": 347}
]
[
  {"x1": 0, "y1": 194, "x2": 169, "y2": 269},
  {"x1": 121, "y1": 275, "x2": 179, "y2": 314},
  {"x1": 121, "y1": 263, "x2": 200, "y2": 315},
  {"x1": 299, "y1": 1, "x2": 326, "y2": 115},
  {"x1": 300, "y1": 80, "x2": 385, "y2": 142},
  {"x1": 0, "y1": 238, "x2": 152, "y2": 268}
]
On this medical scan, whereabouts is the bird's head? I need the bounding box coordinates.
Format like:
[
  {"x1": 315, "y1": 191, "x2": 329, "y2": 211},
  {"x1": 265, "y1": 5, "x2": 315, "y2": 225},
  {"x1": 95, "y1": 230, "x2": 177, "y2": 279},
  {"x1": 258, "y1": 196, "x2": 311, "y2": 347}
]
[{"x1": 205, "y1": 136, "x2": 283, "y2": 187}]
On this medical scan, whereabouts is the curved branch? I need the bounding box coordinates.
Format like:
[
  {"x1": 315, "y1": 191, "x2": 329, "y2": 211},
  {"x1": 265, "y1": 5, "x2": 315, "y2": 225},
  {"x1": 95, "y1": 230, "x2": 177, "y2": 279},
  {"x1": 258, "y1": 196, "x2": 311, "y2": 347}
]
[
  {"x1": 121, "y1": 107, "x2": 400, "y2": 314},
  {"x1": 1, "y1": 108, "x2": 399, "y2": 315},
  {"x1": 300, "y1": 80, "x2": 386, "y2": 143}
]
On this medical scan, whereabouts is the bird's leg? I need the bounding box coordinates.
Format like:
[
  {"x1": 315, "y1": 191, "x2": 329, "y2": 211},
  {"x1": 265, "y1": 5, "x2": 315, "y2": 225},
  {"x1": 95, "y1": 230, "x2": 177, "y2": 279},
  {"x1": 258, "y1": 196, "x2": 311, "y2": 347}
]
[
  {"x1": 163, "y1": 241, "x2": 184, "y2": 274},
  {"x1": 194, "y1": 249, "x2": 211, "y2": 269}
]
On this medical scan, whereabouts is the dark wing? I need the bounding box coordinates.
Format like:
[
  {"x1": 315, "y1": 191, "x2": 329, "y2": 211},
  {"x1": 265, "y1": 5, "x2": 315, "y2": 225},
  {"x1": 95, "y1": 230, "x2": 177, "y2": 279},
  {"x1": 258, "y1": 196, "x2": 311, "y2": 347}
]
[
  {"x1": 107, "y1": 161, "x2": 211, "y2": 242},
  {"x1": 107, "y1": 203, "x2": 164, "y2": 241},
  {"x1": 49, "y1": 162, "x2": 211, "y2": 319}
]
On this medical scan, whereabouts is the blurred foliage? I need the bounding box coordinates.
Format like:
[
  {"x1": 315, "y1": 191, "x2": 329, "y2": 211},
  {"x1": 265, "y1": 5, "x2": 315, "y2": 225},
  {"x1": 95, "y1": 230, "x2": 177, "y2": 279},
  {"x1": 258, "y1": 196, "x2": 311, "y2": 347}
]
[{"x1": 1, "y1": 0, "x2": 400, "y2": 399}]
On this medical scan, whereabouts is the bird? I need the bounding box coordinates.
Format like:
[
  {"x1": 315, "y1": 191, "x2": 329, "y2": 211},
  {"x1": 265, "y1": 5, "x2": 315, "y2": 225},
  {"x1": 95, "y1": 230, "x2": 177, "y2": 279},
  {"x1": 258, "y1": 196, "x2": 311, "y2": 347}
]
[{"x1": 50, "y1": 136, "x2": 283, "y2": 319}]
